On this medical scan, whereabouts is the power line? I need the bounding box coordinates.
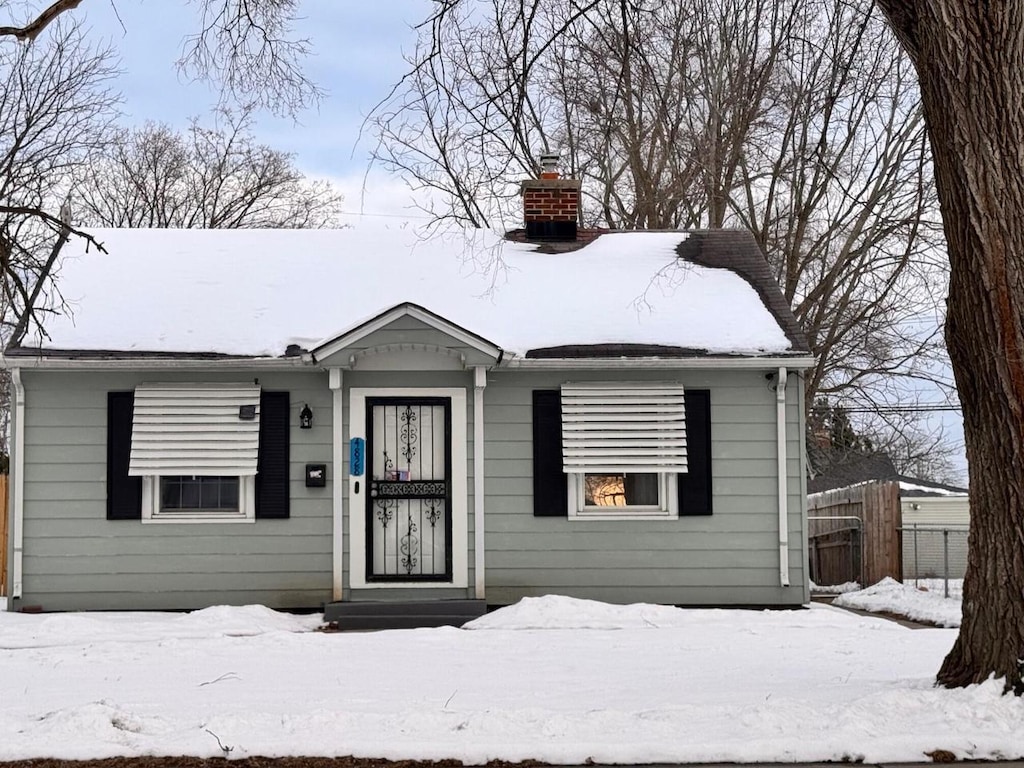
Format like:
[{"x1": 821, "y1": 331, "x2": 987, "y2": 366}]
[{"x1": 826, "y1": 405, "x2": 961, "y2": 413}]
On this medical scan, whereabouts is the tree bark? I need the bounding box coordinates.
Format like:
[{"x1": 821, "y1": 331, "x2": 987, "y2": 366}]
[
  {"x1": 0, "y1": 0, "x2": 83, "y2": 42},
  {"x1": 876, "y1": 0, "x2": 1024, "y2": 692}
]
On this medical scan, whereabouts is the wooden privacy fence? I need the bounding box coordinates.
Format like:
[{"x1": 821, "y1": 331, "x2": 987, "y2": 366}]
[
  {"x1": 808, "y1": 516, "x2": 862, "y2": 587},
  {"x1": 0, "y1": 474, "x2": 7, "y2": 596},
  {"x1": 807, "y1": 480, "x2": 902, "y2": 586}
]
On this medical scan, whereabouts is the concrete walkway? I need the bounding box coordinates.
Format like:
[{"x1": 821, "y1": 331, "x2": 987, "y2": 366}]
[{"x1": 811, "y1": 594, "x2": 942, "y2": 629}]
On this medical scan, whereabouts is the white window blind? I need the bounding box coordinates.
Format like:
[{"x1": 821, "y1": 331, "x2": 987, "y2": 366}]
[
  {"x1": 561, "y1": 383, "x2": 687, "y2": 473},
  {"x1": 129, "y1": 383, "x2": 261, "y2": 477}
]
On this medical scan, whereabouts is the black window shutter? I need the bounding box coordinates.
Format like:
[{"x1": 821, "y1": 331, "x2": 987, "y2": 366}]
[
  {"x1": 107, "y1": 391, "x2": 142, "y2": 520},
  {"x1": 678, "y1": 389, "x2": 713, "y2": 516},
  {"x1": 256, "y1": 390, "x2": 291, "y2": 519},
  {"x1": 532, "y1": 389, "x2": 567, "y2": 517}
]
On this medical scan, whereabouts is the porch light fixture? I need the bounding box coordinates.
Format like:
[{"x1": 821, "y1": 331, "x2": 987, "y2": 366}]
[{"x1": 300, "y1": 403, "x2": 313, "y2": 429}]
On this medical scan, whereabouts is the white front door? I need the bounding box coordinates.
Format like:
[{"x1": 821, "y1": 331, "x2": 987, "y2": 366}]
[{"x1": 348, "y1": 388, "x2": 469, "y2": 590}]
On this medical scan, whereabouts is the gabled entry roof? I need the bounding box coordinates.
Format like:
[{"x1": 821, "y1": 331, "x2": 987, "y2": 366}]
[
  {"x1": 7, "y1": 224, "x2": 810, "y2": 362},
  {"x1": 311, "y1": 303, "x2": 503, "y2": 366}
]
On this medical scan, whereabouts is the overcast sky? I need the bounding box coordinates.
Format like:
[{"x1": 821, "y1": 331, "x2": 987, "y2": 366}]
[{"x1": 79, "y1": 0, "x2": 432, "y2": 215}]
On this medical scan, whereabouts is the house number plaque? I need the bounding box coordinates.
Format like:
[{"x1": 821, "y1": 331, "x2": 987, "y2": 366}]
[{"x1": 350, "y1": 437, "x2": 365, "y2": 476}]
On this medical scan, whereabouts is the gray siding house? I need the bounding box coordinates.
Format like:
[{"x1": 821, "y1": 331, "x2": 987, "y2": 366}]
[{"x1": 4, "y1": 175, "x2": 814, "y2": 620}]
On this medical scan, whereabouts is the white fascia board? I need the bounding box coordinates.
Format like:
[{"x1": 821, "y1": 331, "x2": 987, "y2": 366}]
[
  {"x1": 502, "y1": 355, "x2": 817, "y2": 370},
  {"x1": 0, "y1": 355, "x2": 309, "y2": 371},
  {"x1": 311, "y1": 303, "x2": 502, "y2": 363}
]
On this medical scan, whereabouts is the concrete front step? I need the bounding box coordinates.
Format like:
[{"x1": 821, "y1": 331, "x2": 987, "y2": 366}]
[{"x1": 323, "y1": 599, "x2": 487, "y2": 630}]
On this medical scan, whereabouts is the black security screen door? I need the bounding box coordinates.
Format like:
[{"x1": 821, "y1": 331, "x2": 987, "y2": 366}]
[{"x1": 366, "y1": 397, "x2": 452, "y2": 581}]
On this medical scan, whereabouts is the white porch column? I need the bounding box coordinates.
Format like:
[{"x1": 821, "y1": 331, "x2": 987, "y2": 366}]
[
  {"x1": 473, "y1": 366, "x2": 487, "y2": 600},
  {"x1": 330, "y1": 368, "x2": 344, "y2": 601}
]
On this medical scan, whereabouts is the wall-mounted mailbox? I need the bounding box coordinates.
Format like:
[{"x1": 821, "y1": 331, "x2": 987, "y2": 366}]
[
  {"x1": 305, "y1": 463, "x2": 327, "y2": 487},
  {"x1": 350, "y1": 437, "x2": 365, "y2": 476}
]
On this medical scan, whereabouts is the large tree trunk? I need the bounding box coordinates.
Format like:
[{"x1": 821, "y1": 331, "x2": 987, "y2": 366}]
[{"x1": 876, "y1": 2, "x2": 1024, "y2": 692}]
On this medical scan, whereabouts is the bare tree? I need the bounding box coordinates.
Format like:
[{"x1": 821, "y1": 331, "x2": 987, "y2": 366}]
[
  {"x1": 0, "y1": 16, "x2": 117, "y2": 346},
  {"x1": 733, "y1": 0, "x2": 948, "y2": 424},
  {"x1": 178, "y1": 0, "x2": 322, "y2": 117},
  {"x1": 808, "y1": 397, "x2": 963, "y2": 484},
  {"x1": 75, "y1": 108, "x2": 343, "y2": 229},
  {"x1": 371, "y1": 0, "x2": 951, "y2": 443},
  {"x1": 1, "y1": 0, "x2": 319, "y2": 117},
  {"x1": 881, "y1": 425, "x2": 960, "y2": 485},
  {"x1": 875, "y1": 1, "x2": 1024, "y2": 693},
  {"x1": 0, "y1": 15, "x2": 118, "y2": 460}
]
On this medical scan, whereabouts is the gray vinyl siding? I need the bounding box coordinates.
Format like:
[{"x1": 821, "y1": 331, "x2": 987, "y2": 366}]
[
  {"x1": 900, "y1": 498, "x2": 970, "y2": 580},
  {"x1": 14, "y1": 368, "x2": 334, "y2": 612},
  {"x1": 11, "y1": 359, "x2": 808, "y2": 611},
  {"x1": 480, "y1": 368, "x2": 808, "y2": 607}
]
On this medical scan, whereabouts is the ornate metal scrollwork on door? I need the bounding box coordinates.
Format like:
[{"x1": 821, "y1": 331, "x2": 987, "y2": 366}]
[
  {"x1": 374, "y1": 497, "x2": 396, "y2": 528},
  {"x1": 400, "y1": 405, "x2": 418, "y2": 463},
  {"x1": 399, "y1": 515, "x2": 419, "y2": 573},
  {"x1": 366, "y1": 398, "x2": 452, "y2": 581}
]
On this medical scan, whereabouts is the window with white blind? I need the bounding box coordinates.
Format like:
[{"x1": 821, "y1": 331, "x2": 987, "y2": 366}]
[
  {"x1": 130, "y1": 383, "x2": 261, "y2": 523},
  {"x1": 561, "y1": 383, "x2": 687, "y2": 519}
]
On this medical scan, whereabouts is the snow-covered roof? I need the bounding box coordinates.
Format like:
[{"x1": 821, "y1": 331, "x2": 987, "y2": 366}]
[
  {"x1": 14, "y1": 224, "x2": 808, "y2": 360},
  {"x1": 898, "y1": 480, "x2": 968, "y2": 497}
]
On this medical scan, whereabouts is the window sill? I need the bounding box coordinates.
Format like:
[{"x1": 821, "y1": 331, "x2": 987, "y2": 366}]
[
  {"x1": 568, "y1": 512, "x2": 679, "y2": 522},
  {"x1": 141, "y1": 514, "x2": 255, "y2": 525}
]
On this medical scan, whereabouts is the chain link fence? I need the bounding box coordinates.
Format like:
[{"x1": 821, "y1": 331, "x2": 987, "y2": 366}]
[
  {"x1": 810, "y1": 516, "x2": 969, "y2": 596},
  {"x1": 900, "y1": 524, "x2": 969, "y2": 598}
]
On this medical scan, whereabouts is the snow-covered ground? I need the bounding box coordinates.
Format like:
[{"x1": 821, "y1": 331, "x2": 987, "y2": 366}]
[
  {"x1": 1, "y1": 596, "x2": 1021, "y2": 763},
  {"x1": 833, "y1": 578, "x2": 964, "y2": 627}
]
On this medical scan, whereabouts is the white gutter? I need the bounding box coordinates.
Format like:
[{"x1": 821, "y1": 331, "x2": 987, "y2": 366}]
[
  {"x1": 10, "y1": 368, "x2": 24, "y2": 599},
  {"x1": 329, "y1": 368, "x2": 344, "y2": 601},
  {"x1": 473, "y1": 366, "x2": 487, "y2": 600},
  {"x1": 0, "y1": 355, "x2": 309, "y2": 371},
  {"x1": 3, "y1": 353, "x2": 817, "y2": 373},
  {"x1": 776, "y1": 366, "x2": 790, "y2": 587},
  {"x1": 504, "y1": 355, "x2": 816, "y2": 370}
]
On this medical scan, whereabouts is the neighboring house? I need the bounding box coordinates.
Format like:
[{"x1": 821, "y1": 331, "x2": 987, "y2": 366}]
[
  {"x1": 807, "y1": 453, "x2": 969, "y2": 585},
  {"x1": 898, "y1": 479, "x2": 970, "y2": 580},
  {"x1": 3, "y1": 171, "x2": 814, "y2": 623}
]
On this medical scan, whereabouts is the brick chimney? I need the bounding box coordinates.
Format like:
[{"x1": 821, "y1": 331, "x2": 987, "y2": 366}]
[{"x1": 520, "y1": 153, "x2": 580, "y2": 241}]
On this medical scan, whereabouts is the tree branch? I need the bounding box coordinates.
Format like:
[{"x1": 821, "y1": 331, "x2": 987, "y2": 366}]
[
  {"x1": 0, "y1": 0, "x2": 84, "y2": 43},
  {"x1": 0, "y1": 205, "x2": 106, "y2": 251}
]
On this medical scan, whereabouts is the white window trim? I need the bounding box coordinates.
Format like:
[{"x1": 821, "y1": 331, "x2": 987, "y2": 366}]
[
  {"x1": 141, "y1": 475, "x2": 256, "y2": 524},
  {"x1": 567, "y1": 472, "x2": 679, "y2": 521},
  {"x1": 348, "y1": 387, "x2": 468, "y2": 589}
]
